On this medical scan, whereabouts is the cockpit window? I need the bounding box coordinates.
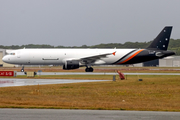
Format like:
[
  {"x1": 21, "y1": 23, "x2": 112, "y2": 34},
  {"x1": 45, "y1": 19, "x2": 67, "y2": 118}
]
[{"x1": 7, "y1": 53, "x2": 15, "y2": 55}]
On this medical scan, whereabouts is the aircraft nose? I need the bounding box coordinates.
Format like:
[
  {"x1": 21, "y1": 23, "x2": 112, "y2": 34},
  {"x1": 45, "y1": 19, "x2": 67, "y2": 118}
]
[{"x1": 2, "y1": 56, "x2": 9, "y2": 63}]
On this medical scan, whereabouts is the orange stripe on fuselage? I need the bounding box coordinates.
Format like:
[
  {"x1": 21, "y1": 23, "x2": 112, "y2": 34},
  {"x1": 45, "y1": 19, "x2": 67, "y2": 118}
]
[{"x1": 119, "y1": 49, "x2": 144, "y2": 64}]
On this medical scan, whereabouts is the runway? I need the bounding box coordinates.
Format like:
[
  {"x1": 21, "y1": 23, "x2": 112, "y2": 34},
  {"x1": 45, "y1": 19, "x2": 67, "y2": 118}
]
[
  {"x1": 0, "y1": 109, "x2": 180, "y2": 120},
  {"x1": 17, "y1": 72, "x2": 180, "y2": 76},
  {"x1": 0, "y1": 78, "x2": 109, "y2": 87}
]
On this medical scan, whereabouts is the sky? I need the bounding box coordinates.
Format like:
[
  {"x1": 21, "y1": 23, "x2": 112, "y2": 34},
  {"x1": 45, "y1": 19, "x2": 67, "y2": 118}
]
[{"x1": 1, "y1": 0, "x2": 180, "y2": 47}]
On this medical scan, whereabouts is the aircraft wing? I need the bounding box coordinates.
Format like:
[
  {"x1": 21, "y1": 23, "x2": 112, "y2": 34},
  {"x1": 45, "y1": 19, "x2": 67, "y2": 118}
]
[{"x1": 78, "y1": 52, "x2": 116, "y2": 64}]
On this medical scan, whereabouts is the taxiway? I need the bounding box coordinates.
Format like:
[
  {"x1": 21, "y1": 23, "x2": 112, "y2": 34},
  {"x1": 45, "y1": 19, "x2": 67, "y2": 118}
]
[
  {"x1": 17, "y1": 72, "x2": 180, "y2": 76},
  {"x1": 0, "y1": 78, "x2": 109, "y2": 87},
  {"x1": 0, "y1": 109, "x2": 180, "y2": 120}
]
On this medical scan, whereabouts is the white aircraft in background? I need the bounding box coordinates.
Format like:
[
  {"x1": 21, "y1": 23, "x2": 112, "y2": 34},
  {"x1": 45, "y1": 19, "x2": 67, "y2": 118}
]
[{"x1": 2, "y1": 26, "x2": 175, "y2": 72}]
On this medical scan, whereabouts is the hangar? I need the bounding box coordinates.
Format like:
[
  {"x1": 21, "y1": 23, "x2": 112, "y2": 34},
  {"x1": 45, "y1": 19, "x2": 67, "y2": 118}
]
[{"x1": 134, "y1": 56, "x2": 180, "y2": 67}]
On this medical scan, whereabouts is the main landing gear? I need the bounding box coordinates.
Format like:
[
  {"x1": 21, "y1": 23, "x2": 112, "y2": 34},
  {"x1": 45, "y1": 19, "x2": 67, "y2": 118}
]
[{"x1": 85, "y1": 67, "x2": 94, "y2": 72}]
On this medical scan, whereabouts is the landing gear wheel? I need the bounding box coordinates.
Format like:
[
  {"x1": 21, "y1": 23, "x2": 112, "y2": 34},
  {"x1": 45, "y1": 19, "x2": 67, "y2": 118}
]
[
  {"x1": 85, "y1": 67, "x2": 94, "y2": 72},
  {"x1": 21, "y1": 66, "x2": 24, "y2": 72},
  {"x1": 85, "y1": 68, "x2": 88, "y2": 72},
  {"x1": 89, "y1": 67, "x2": 93, "y2": 72}
]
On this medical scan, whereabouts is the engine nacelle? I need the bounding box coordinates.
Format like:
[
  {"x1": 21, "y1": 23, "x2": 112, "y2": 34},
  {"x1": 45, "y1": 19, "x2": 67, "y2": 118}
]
[{"x1": 63, "y1": 60, "x2": 80, "y2": 70}]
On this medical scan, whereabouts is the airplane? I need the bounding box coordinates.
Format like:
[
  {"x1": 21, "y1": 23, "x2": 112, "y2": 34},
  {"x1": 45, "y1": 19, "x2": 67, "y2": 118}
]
[{"x1": 2, "y1": 26, "x2": 175, "y2": 72}]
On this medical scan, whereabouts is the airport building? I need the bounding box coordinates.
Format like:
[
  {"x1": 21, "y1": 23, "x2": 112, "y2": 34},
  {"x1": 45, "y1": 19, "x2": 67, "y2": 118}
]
[
  {"x1": 0, "y1": 49, "x2": 180, "y2": 67},
  {"x1": 134, "y1": 56, "x2": 180, "y2": 67}
]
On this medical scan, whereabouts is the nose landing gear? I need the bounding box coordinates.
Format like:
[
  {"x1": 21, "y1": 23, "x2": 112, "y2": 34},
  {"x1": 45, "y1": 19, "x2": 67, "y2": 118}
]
[{"x1": 21, "y1": 66, "x2": 24, "y2": 72}]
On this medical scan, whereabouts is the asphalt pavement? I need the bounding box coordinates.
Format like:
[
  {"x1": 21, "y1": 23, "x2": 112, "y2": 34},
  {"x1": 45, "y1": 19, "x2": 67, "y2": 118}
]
[
  {"x1": 0, "y1": 78, "x2": 109, "y2": 87},
  {"x1": 0, "y1": 109, "x2": 179, "y2": 120},
  {"x1": 17, "y1": 72, "x2": 180, "y2": 75}
]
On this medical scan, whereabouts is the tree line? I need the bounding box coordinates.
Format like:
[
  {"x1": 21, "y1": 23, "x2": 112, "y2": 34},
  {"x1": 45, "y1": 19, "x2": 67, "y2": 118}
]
[{"x1": 1, "y1": 39, "x2": 180, "y2": 55}]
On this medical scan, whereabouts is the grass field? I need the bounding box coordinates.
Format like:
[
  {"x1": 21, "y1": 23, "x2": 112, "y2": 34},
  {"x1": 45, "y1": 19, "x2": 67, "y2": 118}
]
[{"x1": 0, "y1": 75, "x2": 180, "y2": 111}]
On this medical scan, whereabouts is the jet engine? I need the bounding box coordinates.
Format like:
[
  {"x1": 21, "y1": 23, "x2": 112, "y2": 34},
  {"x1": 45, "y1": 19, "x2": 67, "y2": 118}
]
[{"x1": 63, "y1": 60, "x2": 80, "y2": 70}]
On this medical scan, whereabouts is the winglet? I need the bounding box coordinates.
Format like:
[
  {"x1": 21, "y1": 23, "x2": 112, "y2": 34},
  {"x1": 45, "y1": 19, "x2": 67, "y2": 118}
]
[{"x1": 112, "y1": 52, "x2": 116, "y2": 56}]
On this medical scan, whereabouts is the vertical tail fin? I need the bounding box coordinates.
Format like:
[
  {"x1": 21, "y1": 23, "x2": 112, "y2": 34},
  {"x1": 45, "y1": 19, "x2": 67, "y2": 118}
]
[{"x1": 147, "y1": 26, "x2": 172, "y2": 50}]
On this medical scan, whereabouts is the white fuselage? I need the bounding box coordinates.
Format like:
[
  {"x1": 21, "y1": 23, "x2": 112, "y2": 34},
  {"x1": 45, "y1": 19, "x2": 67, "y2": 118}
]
[{"x1": 2, "y1": 48, "x2": 137, "y2": 65}]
